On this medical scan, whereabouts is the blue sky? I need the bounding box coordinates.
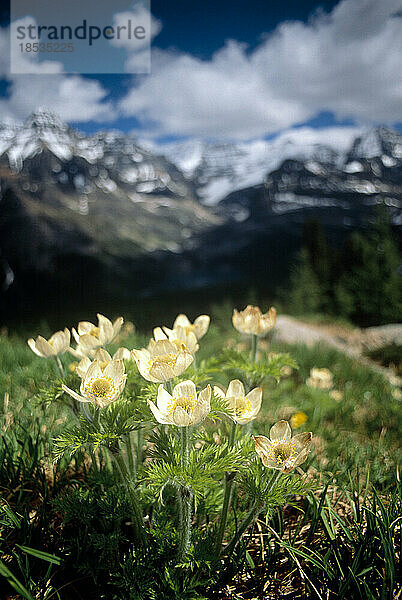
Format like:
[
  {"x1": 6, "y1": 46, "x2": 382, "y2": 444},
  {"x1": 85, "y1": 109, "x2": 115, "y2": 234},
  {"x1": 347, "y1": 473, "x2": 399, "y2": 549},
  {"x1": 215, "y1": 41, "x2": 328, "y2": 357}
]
[{"x1": 0, "y1": 0, "x2": 401, "y2": 141}]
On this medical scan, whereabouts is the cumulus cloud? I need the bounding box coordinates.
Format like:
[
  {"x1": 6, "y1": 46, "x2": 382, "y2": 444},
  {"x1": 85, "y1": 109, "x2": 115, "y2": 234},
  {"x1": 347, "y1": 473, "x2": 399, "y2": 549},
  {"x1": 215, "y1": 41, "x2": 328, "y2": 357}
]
[
  {"x1": 120, "y1": 0, "x2": 402, "y2": 140},
  {"x1": 0, "y1": 26, "x2": 116, "y2": 123}
]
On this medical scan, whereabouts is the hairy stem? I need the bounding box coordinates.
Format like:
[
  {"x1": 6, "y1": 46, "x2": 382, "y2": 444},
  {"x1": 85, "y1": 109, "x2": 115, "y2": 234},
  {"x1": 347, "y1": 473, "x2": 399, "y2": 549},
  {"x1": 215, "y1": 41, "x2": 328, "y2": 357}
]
[
  {"x1": 125, "y1": 431, "x2": 136, "y2": 481},
  {"x1": 137, "y1": 427, "x2": 144, "y2": 474},
  {"x1": 177, "y1": 426, "x2": 192, "y2": 561},
  {"x1": 109, "y1": 449, "x2": 147, "y2": 547},
  {"x1": 54, "y1": 356, "x2": 64, "y2": 377},
  {"x1": 221, "y1": 500, "x2": 263, "y2": 557},
  {"x1": 215, "y1": 421, "x2": 237, "y2": 553},
  {"x1": 222, "y1": 470, "x2": 282, "y2": 556},
  {"x1": 251, "y1": 334, "x2": 258, "y2": 363}
]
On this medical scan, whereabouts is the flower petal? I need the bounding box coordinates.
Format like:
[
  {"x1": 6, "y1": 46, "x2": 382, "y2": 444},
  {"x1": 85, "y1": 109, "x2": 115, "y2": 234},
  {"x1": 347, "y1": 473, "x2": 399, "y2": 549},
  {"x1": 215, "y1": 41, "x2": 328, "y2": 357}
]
[
  {"x1": 156, "y1": 385, "x2": 173, "y2": 413},
  {"x1": 148, "y1": 400, "x2": 173, "y2": 425},
  {"x1": 78, "y1": 334, "x2": 101, "y2": 350},
  {"x1": 62, "y1": 384, "x2": 89, "y2": 403},
  {"x1": 293, "y1": 446, "x2": 311, "y2": 468},
  {"x1": 270, "y1": 420, "x2": 291, "y2": 441},
  {"x1": 93, "y1": 348, "x2": 112, "y2": 362},
  {"x1": 245, "y1": 387, "x2": 263, "y2": 413},
  {"x1": 253, "y1": 434, "x2": 272, "y2": 457},
  {"x1": 194, "y1": 315, "x2": 210, "y2": 338},
  {"x1": 292, "y1": 432, "x2": 313, "y2": 453},
  {"x1": 112, "y1": 317, "x2": 124, "y2": 338},
  {"x1": 27, "y1": 338, "x2": 42, "y2": 357},
  {"x1": 103, "y1": 359, "x2": 125, "y2": 380},
  {"x1": 83, "y1": 359, "x2": 104, "y2": 385},
  {"x1": 76, "y1": 357, "x2": 91, "y2": 378},
  {"x1": 35, "y1": 336, "x2": 55, "y2": 357},
  {"x1": 149, "y1": 362, "x2": 174, "y2": 382},
  {"x1": 153, "y1": 327, "x2": 167, "y2": 341},
  {"x1": 173, "y1": 380, "x2": 197, "y2": 399},
  {"x1": 191, "y1": 385, "x2": 211, "y2": 424},
  {"x1": 113, "y1": 347, "x2": 131, "y2": 360},
  {"x1": 173, "y1": 314, "x2": 191, "y2": 329},
  {"x1": 77, "y1": 321, "x2": 95, "y2": 335},
  {"x1": 213, "y1": 385, "x2": 226, "y2": 400},
  {"x1": 226, "y1": 379, "x2": 245, "y2": 399},
  {"x1": 172, "y1": 405, "x2": 192, "y2": 427},
  {"x1": 131, "y1": 348, "x2": 149, "y2": 363},
  {"x1": 151, "y1": 339, "x2": 177, "y2": 356},
  {"x1": 173, "y1": 350, "x2": 193, "y2": 376}
]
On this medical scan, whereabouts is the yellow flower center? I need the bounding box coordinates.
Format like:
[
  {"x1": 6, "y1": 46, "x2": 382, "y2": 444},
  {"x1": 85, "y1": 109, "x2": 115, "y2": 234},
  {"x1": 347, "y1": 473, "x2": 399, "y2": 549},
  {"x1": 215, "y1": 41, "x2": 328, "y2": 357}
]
[
  {"x1": 171, "y1": 394, "x2": 197, "y2": 413},
  {"x1": 267, "y1": 439, "x2": 297, "y2": 468},
  {"x1": 86, "y1": 376, "x2": 116, "y2": 401},
  {"x1": 172, "y1": 339, "x2": 189, "y2": 353},
  {"x1": 233, "y1": 396, "x2": 252, "y2": 417},
  {"x1": 151, "y1": 353, "x2": 178, "y2": 368}
]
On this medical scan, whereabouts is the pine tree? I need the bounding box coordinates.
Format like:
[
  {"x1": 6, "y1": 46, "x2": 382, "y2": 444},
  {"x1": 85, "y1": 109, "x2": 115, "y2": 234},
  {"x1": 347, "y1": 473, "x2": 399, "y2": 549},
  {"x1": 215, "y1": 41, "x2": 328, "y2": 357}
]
[
  {"x1": 335, "y1": 207, "x2": 401, "y2": 326},
  {"x1": 287, "y1": 248, "x2": 323, "y2": 315}
]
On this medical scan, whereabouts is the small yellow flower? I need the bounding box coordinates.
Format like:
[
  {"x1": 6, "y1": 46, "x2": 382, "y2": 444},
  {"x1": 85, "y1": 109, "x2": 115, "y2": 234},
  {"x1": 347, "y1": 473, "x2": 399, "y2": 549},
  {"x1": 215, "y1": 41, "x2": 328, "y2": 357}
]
[
  {"x1": 152, "y1": 325, "x2": 199, "y2": 355},
  {"x1": 253, "y1": 420, "x2": 312, "y2": 472},
  {"x1": 213, "y1": 379, "x2": 262, "y2": 425},
  {"x1": 148, "y1": 380, "x2": 211, "y2": 427},
  {"x1": 306, "y1": 367, "x2": 333, "y2": 390},
  {"x1": 232, "y1": 305, "x2": 277, "y2": 336},
  {"x1": 27, "y1": 328, "x2": 70, "y2": 358},
  {"x1": 71, "y1": 314, "x2": 123, "y2": 355},
  {"x1": 131, "y1": 339, "x2": 193, "y2": 383},
  {"x1": 172, "y1": 313, "x2": 210, "y2": 339},
  {"x1": 62, "y1": 359, "x2": 126, "y2": 408},
  {"x1": 290, "y1": 411, "x2": 308, "y2": 429}
]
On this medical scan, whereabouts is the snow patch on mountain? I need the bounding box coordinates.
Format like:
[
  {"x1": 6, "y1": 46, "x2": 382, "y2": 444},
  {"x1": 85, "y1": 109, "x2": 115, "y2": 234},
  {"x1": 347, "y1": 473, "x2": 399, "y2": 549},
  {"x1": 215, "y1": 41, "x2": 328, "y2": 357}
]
[{"x1": 151, "y1": 126, "x2": 363, "y2": 204}]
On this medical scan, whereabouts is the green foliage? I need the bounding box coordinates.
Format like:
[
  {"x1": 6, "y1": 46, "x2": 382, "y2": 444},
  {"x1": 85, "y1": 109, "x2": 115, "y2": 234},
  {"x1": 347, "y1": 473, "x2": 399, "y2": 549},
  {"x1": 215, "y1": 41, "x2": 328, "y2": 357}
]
[
  {"x1": 335, "y1": 207, "x2": 401, "y2": 325},
  {"x1": 242, "y1": 459, "x2": 316, "y2": 514},
  {"x1": 1, "y1": 309, "x2": 401, "y2": 598},
  {"x1": 287, "y1": 247, "x2": 325, "y2": 314},
  {"x1": 208, "y1": 347, "x2": 298, "y2": 387},
  {"x1": 284, "y1": 207, "x2": 401, "y2": 326},
  {"x1": 145, "y1": 429, "x2": 247, "y2": 506}
]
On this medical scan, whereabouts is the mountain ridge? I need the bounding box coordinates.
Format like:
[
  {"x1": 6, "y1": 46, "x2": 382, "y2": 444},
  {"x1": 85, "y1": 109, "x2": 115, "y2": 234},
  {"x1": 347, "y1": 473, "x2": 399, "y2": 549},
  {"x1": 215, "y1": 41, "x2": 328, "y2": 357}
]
[{"x1": 0, "y1": 111, "x2": 401, "y2": 321}]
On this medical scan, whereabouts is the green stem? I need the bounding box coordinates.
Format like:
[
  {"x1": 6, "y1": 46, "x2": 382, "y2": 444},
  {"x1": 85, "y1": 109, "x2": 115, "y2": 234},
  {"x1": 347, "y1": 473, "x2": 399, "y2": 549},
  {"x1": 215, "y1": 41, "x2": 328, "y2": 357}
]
[
  {"x1": 137, "y1": 427, "x2": 143, "y2": 474},
  {"x1": 177, "y1": 426, "x2": 192, "y2": 561},
  {"x1": 126, "y1": 431, "x2": 136, "y2": 481},
  {"x1": 222, "y1": 469, "x2": 282, "y2": 556},
  {"x1": 54, "y1": 356, "x2": 64, "y2": 377},
  {"x1": 250, "y1": 334, "x2": 258, "y2": 363},
  {"x1": 215, "y1": 421, "x2": 237, "y2": 553},
  {"x1": 180, "y1": 425, "x2": 189, "y2": 468},
  {"x1": 109, "y1": 449, "x2": 147, "y2": 547},
  {"x1": 221, "y1": 500, "x2": 263, "y2": 557}
]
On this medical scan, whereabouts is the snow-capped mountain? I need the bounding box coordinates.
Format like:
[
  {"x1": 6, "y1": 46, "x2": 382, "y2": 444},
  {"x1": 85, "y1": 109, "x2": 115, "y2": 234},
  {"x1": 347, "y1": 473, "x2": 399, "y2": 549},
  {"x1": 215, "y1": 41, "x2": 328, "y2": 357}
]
[
  {"x1": 151, "y1": 126, "x2": 362, "y2": 205},
  {"x1": 0, "y1": 110, "x2": 218, "y2": 253},
  {"x1": 0, "y1": 112, "x2": 401, "y2": 321}
]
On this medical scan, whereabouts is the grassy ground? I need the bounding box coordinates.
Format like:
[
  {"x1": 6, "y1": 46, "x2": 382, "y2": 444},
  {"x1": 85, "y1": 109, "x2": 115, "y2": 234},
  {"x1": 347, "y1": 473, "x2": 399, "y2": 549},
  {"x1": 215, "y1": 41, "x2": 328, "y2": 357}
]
[{"x1": 0, "y1": 309, "x2": 401, "y2": 599}]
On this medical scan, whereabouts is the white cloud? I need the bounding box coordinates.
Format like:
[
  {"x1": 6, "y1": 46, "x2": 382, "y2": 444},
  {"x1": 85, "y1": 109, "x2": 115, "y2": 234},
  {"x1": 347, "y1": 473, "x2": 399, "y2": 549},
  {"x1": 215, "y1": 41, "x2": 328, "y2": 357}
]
[
  {"x1": 120, "y1": 0, "x2": 402, "y2": 140},
  {"x1": 0, "y1": 26, "x2": 116, "y2": 123},
  {"x1": 111, "y1": 2, "x2": 162, "y2": 73}
]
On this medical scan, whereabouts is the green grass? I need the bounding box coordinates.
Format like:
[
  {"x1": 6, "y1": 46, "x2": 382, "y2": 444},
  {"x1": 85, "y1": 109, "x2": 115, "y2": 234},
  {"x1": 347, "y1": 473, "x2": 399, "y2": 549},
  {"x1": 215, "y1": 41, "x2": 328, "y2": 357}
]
[{"x1": 0, "y1": 313, "x2": 401, "y2": 599}]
